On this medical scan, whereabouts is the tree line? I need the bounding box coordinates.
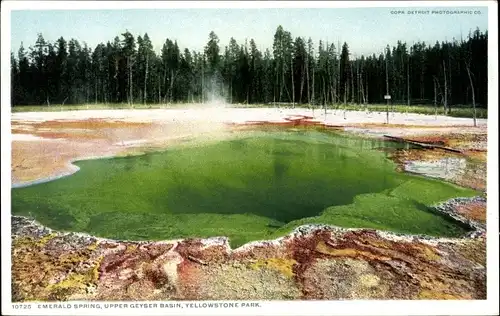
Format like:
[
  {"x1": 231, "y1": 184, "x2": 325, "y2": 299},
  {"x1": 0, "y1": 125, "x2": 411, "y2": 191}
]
[{"x1": 11, "y1": 25, "x2": 487, "y2": 111}]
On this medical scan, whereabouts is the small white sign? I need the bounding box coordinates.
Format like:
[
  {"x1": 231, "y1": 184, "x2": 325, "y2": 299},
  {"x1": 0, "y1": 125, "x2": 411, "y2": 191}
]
[{"x1": 384, "y1": 95, "x2": 391, "y2": 100}]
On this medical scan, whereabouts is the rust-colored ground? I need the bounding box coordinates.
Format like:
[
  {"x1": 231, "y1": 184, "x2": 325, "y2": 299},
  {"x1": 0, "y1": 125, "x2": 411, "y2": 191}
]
[
  {"x1": 453, "y1": 202, "x2": 487, "y2": 224},
  {"x1": 11, "y1": 119, "x2": 228, "y2": 186},
  {"x1": 386, "y1": 132, "x2": 487, "y2": 192},
  {"x1": 12, "y1": 140, "x2": 114, "y2": 184},
  {"x1": 11, "y1": 216, "x2": 486, "y2": 301}
]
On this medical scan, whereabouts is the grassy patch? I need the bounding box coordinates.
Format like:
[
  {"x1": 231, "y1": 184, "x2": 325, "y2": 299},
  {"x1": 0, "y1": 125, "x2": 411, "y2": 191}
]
[
  {"x1": 11, "y1": 103, "x2": 487, "y2": 119},
  {"x1": 320, "y1": 103, "x2": 487, "y2": 119}
]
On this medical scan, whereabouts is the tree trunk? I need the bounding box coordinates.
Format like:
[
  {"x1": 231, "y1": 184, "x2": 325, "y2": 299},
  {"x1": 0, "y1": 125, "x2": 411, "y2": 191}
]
[
  {"x1": 407, "y1": 55, "x2": 410, "y2": 107},
  {"x1": 201, "y1": 60, "x2": 204, "y2": 103},
  {"x1": 360, "y1": 67, "x2": 366, "y2": 105},
  {"x1": 385, "y1": 53, "x2": 389, "y2": 124},
  {"x1": 306, "y1": 51, "x2": 310, "y2": 106},
  {"x1": 163, "y1": 66, "x2": 167, "y2": 105},
  {"x1": 144, "y1": 54, "x2": 149, "y2": 105},
  {"x1": 357, "y1": 61, "x2": 361, "y2": 105},
  {"x1": 335, "y1": 76, "x2": 339, "y2": 104},
  {"x1": 114, "y1": 58, "x2": 119, "y2": 103},
  {"x1": 127, "y1": 57, "x2": 132, "y2": 106},
  {"x1": 290, "y1": 56, "x2": 295, "y2": 107},
  {"x1": 351, "y1": 62, "x2": 355, "y2": 103},
  {"x1": 337, "y1": 40, "x2": 341, "y2": 104},
  {"x1": 300, "y1": 65, "x2": 305, "y2": 104},
  {"x1": 311, "y1": 64, "x2": 315, "y2": 106},
  {"x1": 465, "y1": 62, "x2": 477, "y2": 127},
  {"x1": 433, "y1": 76, "x2": 438, "y2": 118},
  {"x1": 332, "y1": 60, "x2": 336, "y2": 104},
  {"x1": 170, "y1": 70, "x2": 174, "y2": 103},
  {"x1": 343, "y1": 82, "x2": 347, "y2": 105},
  {"x1": 366, "y1": 78, "x2": 369, "y2": 104},
  {"x1": 343, "y1": 81, "x2": 347, "y2": 105},
  {"x1": 130, "y1": 62, "x2": 133, "y2": 107},
  {"x1": 448, "y1": 53, "x2": 452, "y2": 113},
  {"x1": 95, "y1": 77, "x2": 98, "y2": 104},
  {"x1": 323, "y1": 77, "x2": 327, "y2": 114},
  {"x1": 330, "y1": 74, "x2": 335, "y2": 106},
  {"x1": 443, "y1": 60, "x2": 448, "y2": 115},
  {"x1": 281, "y1": 59, "x2": 285, "y2": 103},
  {"x1": 420, "y1": 63, "x2": 425, "y2": 100}
]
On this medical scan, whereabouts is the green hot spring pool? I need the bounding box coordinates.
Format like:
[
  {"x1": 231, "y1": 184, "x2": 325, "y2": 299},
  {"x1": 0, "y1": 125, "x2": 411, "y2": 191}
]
[{"x1": 12, "y1": 129, "x2": 477, "y2": 247}]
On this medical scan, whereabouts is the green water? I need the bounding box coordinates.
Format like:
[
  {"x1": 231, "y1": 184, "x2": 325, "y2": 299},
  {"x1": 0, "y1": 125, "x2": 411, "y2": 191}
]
[{"x1": 12, "y1": 129, "x2": 476, "y2": 247}]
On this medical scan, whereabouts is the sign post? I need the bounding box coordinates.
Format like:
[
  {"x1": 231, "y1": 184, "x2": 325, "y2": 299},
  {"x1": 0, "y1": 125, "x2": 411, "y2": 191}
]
[{"x1": 384, "y1": 95, "x2": 391, "y2": 124}]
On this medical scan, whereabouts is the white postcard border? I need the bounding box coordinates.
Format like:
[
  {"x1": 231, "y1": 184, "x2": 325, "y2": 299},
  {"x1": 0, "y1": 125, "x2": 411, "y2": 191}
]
[{"x1": 1, "y1": 1, "x2": 498, "y2": 315}]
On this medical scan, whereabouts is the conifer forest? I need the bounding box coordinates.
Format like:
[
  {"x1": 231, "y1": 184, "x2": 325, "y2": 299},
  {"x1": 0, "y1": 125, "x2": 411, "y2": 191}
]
[{"x1": 11, "y1": 26, "x2": 488, "y2": 111}]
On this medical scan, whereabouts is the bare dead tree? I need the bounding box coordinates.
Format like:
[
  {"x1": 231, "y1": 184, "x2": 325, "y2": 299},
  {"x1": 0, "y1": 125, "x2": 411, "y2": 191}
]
[
  {"x1": 350, "y1": 61, "x2": 355, "y2": 103},
  {"x1": 291, "y1": 51, "x2": 295, "y2": 108},
  {"x1": 432, "y1": 75, "x2": 439, "y2": 118},
  {"x1": 360, "y1": 59, "x2": 366, "y2": 106},
  {"x1": 306, "y1": 44, "x2": 310, "y2": 107},
  {"x1": 329, "y1": 46, "x2": 336, "y2": 107},
  {"x1": 323, "y1": 77, "x2": 327, "y2": 114},
  {"x1": 169, "y1": 69, "x2": 179, "y2": 104},
  {"x1": 365, "y1": 72, "x2": 369, "y2": 106},
  {"x1": 442, "y1": 60, "x2": 448, "y2": 115},
  {"x1": 201, "y1": 55, "x2": 204, "y2": 103},
  {"x1": 448, "y1": 50, "x2": 452, "y2": 114},
  {"x1": 144, "y1": 52, "x2": 149, "y2": 105},
  {"x1": 95, "y1": 72, "x2": 98, "y2": 105},
  {"x1": 311, "y1": 59, "x2": 315, "y2": 107},
  {"x1": 385, "y1": 49, "x2": 390, "y2": 124},
  {"x1": 463, "y1": 34, "x2": 477, "y2": 127},
  {"x1": 158, "y1": 73, "x2": 161, "y2": 104},
  {"x1": 127, "y1": 56, "x2": 136, "y2": 107},
  {"x1": 356, "y1": 59, "x2": 360, "y2": 105},
  {"x1": 60, "y1": 97, "x2": 68, "y2": 111},
  {"x1": 343, "y1": 82, "x2": 347, "y2": 105},
  {"x1": 300, "y1": 61, "x2": 305, "y2": 104},
  {"x1": 407, "y1": 51, "x2": 410, "y2": 108},
  {"x1": 465, "y1": 60, "x2": 477, "y2": 127}
]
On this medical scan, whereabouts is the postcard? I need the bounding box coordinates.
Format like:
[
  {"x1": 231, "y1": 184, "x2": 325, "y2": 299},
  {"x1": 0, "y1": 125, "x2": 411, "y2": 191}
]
[{"x1": 1, "y1": 1, "x2": 498, "y2": 315}]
